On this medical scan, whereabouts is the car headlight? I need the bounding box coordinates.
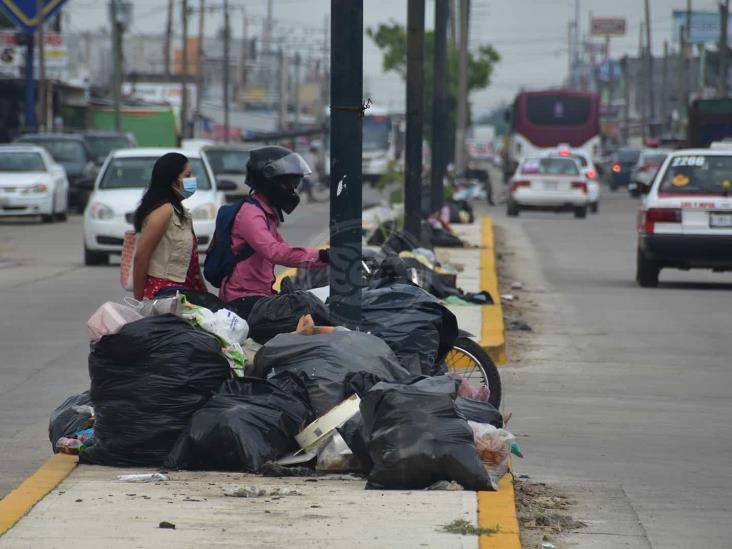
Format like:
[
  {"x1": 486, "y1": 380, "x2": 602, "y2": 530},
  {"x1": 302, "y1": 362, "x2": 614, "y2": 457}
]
[
  {"x1": 21, "y1": 184, "x2": 49, "y2": 194},
  {"x1": 192, "y1": 203, "x2": 217, "y2": 220},
  {"x1": 89, "y1": 202, "x2": 114, "y2": 220}
]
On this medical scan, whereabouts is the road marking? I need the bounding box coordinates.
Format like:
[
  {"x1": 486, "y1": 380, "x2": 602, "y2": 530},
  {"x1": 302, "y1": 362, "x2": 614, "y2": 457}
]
[
  {"x1": 478, "y1": 471, "x2": 521, "y2": 549},
  {"x1": 480, "y1": 216, "x2": 507, "y2": 365},
  {"x1": 0, "y1": 453, "x2": 77, "y2": 536}
]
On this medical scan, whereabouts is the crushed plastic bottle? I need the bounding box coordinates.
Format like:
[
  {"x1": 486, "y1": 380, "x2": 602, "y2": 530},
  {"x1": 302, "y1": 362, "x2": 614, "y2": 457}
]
[{"x1": 55, "y1": 437, "x2": 84, "y2": 455}]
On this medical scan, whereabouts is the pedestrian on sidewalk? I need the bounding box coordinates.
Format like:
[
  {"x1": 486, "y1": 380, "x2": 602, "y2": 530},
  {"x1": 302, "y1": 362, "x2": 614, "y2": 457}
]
[
  {"x1": 221, "y1": 146, "x2": 328, "y2": 318},
  {"x1": 131, "y1": 152, "x2": 208, "y2": 301}
]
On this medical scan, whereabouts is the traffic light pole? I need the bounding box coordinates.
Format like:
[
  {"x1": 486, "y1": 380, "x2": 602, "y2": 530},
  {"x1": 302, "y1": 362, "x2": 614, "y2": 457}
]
[{"x1": 329, "y1": 0, "x2": 363, "y2": 326}]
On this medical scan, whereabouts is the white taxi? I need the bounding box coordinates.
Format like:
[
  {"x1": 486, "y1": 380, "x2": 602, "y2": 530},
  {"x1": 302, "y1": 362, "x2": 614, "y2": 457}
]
[
  {"x1": 636, "y1": 147, "x2": 732, "y2": 287},
  {"x1": 507, "y1": 155, "x2": 589, "y2": 218},
  {"x1": 545, "y1": 147, "x2": 600, "y2": 213},
  {"x1": 83, "y1": 148, "x2": 224, "y2": 265}
]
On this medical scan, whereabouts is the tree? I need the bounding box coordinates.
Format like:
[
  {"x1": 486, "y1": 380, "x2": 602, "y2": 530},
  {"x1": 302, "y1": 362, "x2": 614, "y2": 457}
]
[{"x1": 367, "y1": 21, "x2": 500, "y2": 141}]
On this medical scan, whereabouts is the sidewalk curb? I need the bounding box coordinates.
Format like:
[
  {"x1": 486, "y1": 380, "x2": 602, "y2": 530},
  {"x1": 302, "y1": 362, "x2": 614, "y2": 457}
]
[
  {"x1": 0, "y1": 453, "x2": 77, "y2": 536},
  {"x1": 480, "y1": 215, "x2": 507, "y2": 365}
]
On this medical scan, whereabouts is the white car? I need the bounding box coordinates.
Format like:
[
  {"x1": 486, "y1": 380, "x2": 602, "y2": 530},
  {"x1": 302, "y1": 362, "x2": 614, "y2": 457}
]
[
  {"x1": 636, "y1": 148, "x2": 732, "y2": 287},
  {"x1": 507, "y1": 155, "x2": 590, "y2": 218},
  {"x1": 544, "y1": 147, "x2": 600, "y2": 213},
  {"x1": 83, "y1": 148, "x2": 225, "y2": 266},
  {"x1": 0, "y1": 144, "x2": 69, "y2": 223},
  {"x1": 628, "y1": 148, "x2": 671, "y2": 197}
]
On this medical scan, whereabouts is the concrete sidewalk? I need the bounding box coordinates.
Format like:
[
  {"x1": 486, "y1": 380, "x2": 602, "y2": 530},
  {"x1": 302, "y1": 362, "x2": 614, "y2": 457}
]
[{"x1": 0, "y1": 215, "x2": 517, "y2": 549}]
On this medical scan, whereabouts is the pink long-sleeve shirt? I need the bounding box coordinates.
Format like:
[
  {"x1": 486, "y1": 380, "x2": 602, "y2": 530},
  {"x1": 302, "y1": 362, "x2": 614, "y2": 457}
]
[{"x1": 219, "y1": 193, "x2": 325, "y2": 302}]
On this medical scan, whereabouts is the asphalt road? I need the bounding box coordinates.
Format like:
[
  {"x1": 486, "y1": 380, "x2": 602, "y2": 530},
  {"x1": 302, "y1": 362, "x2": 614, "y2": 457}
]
[
  {"x1": 0, "y1": 196, "x2": 331, "y2": 499},
  {"x1": 497, "y1": 187, "x2": 732, "y2": 548}
]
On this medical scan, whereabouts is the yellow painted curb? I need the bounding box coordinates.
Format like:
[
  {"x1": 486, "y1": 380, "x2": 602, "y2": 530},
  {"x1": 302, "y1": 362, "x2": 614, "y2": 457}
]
[
  {"x1": 478, "y1": 473, "x2": 521, "y2": 549},
  {"x1": 480, "y1": 216, "x2": 507, "y2": 365},
  {"x1": 0, "y1": 453, "x2": 77, "y2": 536}
]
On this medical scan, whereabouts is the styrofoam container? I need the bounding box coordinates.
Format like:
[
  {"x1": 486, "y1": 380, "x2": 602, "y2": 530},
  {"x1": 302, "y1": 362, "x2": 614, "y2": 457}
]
[{"x1": 295, "y1": 394, "x2": 361, "y2": 451}]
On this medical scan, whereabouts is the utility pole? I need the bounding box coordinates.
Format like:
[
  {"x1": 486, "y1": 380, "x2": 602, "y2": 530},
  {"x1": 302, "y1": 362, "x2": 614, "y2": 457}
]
[
  {"x1": 278, "y1": 48, "x2": 288, "y2": 131},
  {"x1": 431, "y1": 0, "x2": 448, "y2": 214},
  {"x1": 719, "y1": 0, "x2": 729, "y2": 97},
  {"x1": 662, "y1": 41, "x2": 668, "y2": 132},
  {"x1": 238, "y1": 9, "x2": 248, "y2": 103},
  {"x1": 639, "y1": 22, "x2": 647, "y2": 141},
  {"x1": 111, "y1": 0, "x2": 122, "y2": 132},
  {"x1": 223, "y1": 0, "x2": 230, "y2": 142},
  {"x1": 449, "y1": 0, "x2": 457, "y2": 45},
  {"x1": 405, "y1": 0, "x2": 425, "y2": 239},
  {"x1": 180, "y1": 0, "x2": 190, "y2": 139},
  {"x1": 574, "y1": 0, "x2": 581, "y2": 87},
  {"x1": 329, "y1": 0, "x2": 363, "y2": 326},
  {"x1": 679, "y1": 25, "x2": 688, "y2": 129},
  {"x1": 568, "y1": 21, "x2": 574, "y2": 79},
  {"x1": 605, "y1": 35, "x2": 612, "y2": 120},
  {"x1": 454, "y1": 0, "x2": 469, "y2": 176},
  {"x1": 622, "y1": 56, "x2": 630, "y2": 143},
  {"x1": 165, "y1": 0, "x2": 173, "y2": 75},
  {"x1": 644, "y1": 0, "x2": 655, "y2": 138},
  {"x1": 37, "y1": 0, "x2": 46, "y2": 131},
  {"x1": 195, "y1": 0, "x2": 204, "y2": 126},
  {"x1": 294, "y1": 52, "x2": 302, "y2": 127}
]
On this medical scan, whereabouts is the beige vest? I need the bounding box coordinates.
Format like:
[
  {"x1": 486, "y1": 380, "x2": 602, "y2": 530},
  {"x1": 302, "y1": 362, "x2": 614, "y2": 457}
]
[{"x1": 146, "y1": 209, "x2": 194, "y2": 283}]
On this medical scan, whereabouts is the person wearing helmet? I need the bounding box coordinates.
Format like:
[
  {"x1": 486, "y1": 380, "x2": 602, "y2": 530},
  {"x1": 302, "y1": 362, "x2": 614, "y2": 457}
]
[{"x1": 220, "y1": 146, "x2": 328, "y2": 315}]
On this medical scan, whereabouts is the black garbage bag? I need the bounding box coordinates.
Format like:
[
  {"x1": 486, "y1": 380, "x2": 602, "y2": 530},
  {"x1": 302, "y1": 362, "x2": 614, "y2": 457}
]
[
  {"x1": 246, "y1": 291, "x2": 332, "y2": 344},
  {"x1": 81, "y1": 315, "x2": 230, "y2": 467},
  {"x1": 49, "y1": 391, "x2": 93, "y2": 452},
  {"x1": 286, "y1": 266, "x2": 329, "y2": 291},
  {"x1": 424, "y1": 222, "x2": 465, "y2": 248},
  {"x1": 154, "y1": 288, "x2": 224, "y2": 311},
  {"x1": 336, "y1": 411, "x2": 373, "y2": 471},
  {"x1": 361, "y1": 281, "x2": 458, "y2": 375},
  {"x1": 165, "y1": 373, "x2": 313, "y2": 472},
  {"x1": 455, "y1": 397, "x2": 503, "y2": 429},
  {"x1": 252, "y1": 331, "x2": 410, "y2": 417},
  {"x1": 360, "y1": 376, "x2": 494, "y2": 491},
  {"x1": 445, "y1": 199, "x2": 475, "y2": 224}
]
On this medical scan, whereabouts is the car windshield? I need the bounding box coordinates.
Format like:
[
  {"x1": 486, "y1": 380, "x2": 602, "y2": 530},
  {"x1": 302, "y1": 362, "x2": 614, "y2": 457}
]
[
  {"x1": 659, "y1": 155, "x2": 732, "y2": 195},
  {"x1": 0, "y1": 152, "x2": 46, "y2": 172},
  {"x1": 363, "y1": 116, "x2": 391, "y2": 152},
  {"x1": 642, "y1": 152, "x2": 668, "y2": 165},
  {"x1": 99, "y1": 157, "x2": 212, "y2": 190},
  {"x1": 24, "y1": 139, "x2": 85, "y2": 163},
  {"x1": 204, "y1": 149, "x2": 250, "y2": 175},
  {"x1": 617, "y1": 149, "x2": 640, "y2": 163},
  {"x1": 521, "y1": 157, "x2": 580, "y2": 176},
  {"x1": 86, "y1": 137, "x2": 132, "y2": 161}
]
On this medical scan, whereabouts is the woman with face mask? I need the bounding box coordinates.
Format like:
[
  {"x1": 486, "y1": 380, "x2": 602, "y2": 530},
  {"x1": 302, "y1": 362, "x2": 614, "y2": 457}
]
[
  {"x1": 131, "y1": 152, "x2": 207, "y2": 300},
  {"x1": 220, "y1": 146, "x2": 328, "y2": 317}
]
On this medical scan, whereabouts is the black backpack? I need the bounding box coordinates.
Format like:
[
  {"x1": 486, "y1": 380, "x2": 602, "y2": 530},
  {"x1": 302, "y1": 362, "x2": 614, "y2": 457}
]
[{"x1": 203, "y1": 197, "x2": 269, "y2": 288}]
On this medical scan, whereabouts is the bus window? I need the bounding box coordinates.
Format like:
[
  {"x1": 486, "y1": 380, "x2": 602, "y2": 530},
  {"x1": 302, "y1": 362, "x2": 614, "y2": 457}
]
[
  {"x1": 526, "y1": 95, "x2": 592, "y2": 126},
  {"x1": 363, "y1": 116, "x2": 391, "y2": 152}
]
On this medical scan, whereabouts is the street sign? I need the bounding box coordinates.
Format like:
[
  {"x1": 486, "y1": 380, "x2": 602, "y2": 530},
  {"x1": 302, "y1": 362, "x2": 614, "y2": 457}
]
[
  {"x1": 0, "y1": 0, "x2": 69, "y2": 33},
  {"x1": 590, "y1": 17, "x2": 627, "y2": 37},
  {"x1": 672, "y1": 10, "x2": 732, "y2": 44}
]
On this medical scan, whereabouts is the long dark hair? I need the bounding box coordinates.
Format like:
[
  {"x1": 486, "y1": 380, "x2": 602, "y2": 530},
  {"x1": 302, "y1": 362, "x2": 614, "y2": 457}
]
[{"x1": 133, "y1": 152, "x2": 188, "y2": 232}]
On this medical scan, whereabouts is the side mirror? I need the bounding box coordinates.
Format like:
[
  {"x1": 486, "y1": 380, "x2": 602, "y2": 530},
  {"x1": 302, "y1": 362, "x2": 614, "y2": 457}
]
[
  {"x1": 217, "y1": 179, "x2": 238, "y2": 192},
  {"x1": 77, "y1": 178, "x2": 95, "y2": 191}
]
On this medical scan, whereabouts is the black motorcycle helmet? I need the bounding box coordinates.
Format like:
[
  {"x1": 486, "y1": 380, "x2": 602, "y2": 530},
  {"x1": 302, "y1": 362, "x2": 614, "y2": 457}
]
[{"x1": 246, "y1": 146, "x2": 311, "y2": 219}]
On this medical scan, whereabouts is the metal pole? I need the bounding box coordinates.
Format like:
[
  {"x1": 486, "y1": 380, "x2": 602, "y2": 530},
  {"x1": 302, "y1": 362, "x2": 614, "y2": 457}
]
[
  {"x1": 111, "y1": 0, "x2": 122, "y2": 132},
  {"x1": 294, "y1": 52, "x2": 302, "y2": 127},
  {"x1": 605, "y1": 35, "x2": 611, "y2": 115},
  {"x1": 195, "y1": 0, "x2": 204, "y2": 126},
  {"x1": 223, "y1": 0, "x2": 230, "y2": 142},
  {"x1": 574, "y1": 0, "x2": 581, "y2": 87},
  {"x1": 181, "y1": 0, "x2": 190, "y2": 139},
  {"x1": 679, "y1": 25, "x2": 688, "y2": 127},
  {"x1": 622, "y1": 56, "x2": 630, "y2": 143},
  {"x1": 165, "y1": 0, "x2": 173, "y2": 75},
  {"x1": 454, "y1": 0, "x2": 469, "y2": 175},
  {"x1": 405, "y1": 0, "x2": 425, "y2": 239},
  {"x1": 37, "y1": 0, "x2": 46, "y2": 131},
  {"x1": 23, "y1": 31, "x2": 36, "y2": 131},
  {"x1": 720, "y1": 0, "x2": 729, "y2": 97},
  {"x1": 329, "y1": 0, "x2": 363, "y2": 326},
  {"x1": 278, "y1": 48, "x2": 288, "y2": 131},
  {"x1": 699, "y1": 43, "x2": 706, "y2": 89},
  {"x1": 431, "y1": 0, "x2": 448, "y2": 214},
  {"x1": 662, "y1": 40, "x2": 668, "y2": 132},
  {"x1": 644, "y1": 0, "x2": 655, "y2": 137}
]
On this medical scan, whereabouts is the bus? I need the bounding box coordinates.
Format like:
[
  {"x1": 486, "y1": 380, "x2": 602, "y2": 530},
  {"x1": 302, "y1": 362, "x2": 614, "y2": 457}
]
[
  {"x1": 361, "y1": 109, "x2": 405, "y2": 184},
  {"x1": 505, "y1": 89, "x2": 600, "y2": 180}
]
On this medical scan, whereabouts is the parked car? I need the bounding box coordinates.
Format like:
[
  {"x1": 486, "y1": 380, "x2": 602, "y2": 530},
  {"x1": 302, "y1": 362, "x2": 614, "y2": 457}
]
[
  {"x1": 507, "y1": 155, "x2": 589, "y2": 218},
  {"x1": 628, "y1": 148, "x2": 671, "y2": 197},
  {"x1": 83, "y1": 148, "x2": 225, "y2": 266},
  {"x1": 544, "y1": 147, "x2": 600, "y2": 213},
  {"x1": 82, "y1": 131, "x2": 137, "y2": 166},
  {"x1": 636, "y1": 146, "x2": 732, "y2": 287},
  {"x1": 15, "y1": 133, "x2": 98, "y2": 212},
  {"x1": 607, "y1": 147, "x2": 641, "y2": 191},
  {"x1": 200, "y1": 144, "x2": 252, "y2": 201},
  {"x1": 0, "y1": 144, "x2": 69, "y2": 223}
]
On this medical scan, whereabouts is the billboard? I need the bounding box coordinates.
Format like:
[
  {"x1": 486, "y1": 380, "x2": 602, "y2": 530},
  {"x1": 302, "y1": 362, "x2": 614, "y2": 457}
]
[
  {"x1": 590, "y1": 17, "x2": 627, "y2": 37},
  {"x1": 0, "y1": 31, "x2": 68, "y2": 79},
  {"x1": 672, "y1": 10, "x2": 732, "y2": 44}
]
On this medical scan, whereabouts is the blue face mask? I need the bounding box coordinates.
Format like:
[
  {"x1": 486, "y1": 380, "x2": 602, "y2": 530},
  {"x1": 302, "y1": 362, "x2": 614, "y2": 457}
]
[{"x1": 178, "y1": 177, "x2": 197, "y2": 199}]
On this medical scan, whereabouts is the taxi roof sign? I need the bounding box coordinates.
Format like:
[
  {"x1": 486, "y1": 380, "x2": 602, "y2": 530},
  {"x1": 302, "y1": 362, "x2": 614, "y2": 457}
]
[{"x1": 0, "y1": 0, "x2": 68, "y2": 33}]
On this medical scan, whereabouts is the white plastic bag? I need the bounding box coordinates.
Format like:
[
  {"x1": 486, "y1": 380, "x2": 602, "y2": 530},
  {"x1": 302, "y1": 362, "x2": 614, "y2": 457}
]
[
  {"x1": 124, "y1": 296, "x2": 180, "y2": 317},
  {"x1": 468, "y1": 420, "x2": 515, "y2": 479},
  {"x1": 87, "y1": 302, "x2": 144, "y2": 342}
]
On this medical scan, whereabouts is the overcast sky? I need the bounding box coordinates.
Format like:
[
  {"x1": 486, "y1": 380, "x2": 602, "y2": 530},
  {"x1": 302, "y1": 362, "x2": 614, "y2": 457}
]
[{"x1": 64, "y1": 0, "x2": 723, "y2": 115}]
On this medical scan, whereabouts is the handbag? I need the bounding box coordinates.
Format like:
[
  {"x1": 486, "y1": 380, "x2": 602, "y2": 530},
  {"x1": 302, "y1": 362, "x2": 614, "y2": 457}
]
[{"x1": 120, "y1": 230, "x2": 137, "y2": 291}]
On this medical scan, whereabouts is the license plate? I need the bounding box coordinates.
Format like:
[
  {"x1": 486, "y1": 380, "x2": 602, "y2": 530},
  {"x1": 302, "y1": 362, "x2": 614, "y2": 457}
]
[
  {"x1": 542, "y1": 180, "x2": 558, "y2": 191},
  {"x1": 709, "y1": 212, "x2": 732, "y2": 227}
]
